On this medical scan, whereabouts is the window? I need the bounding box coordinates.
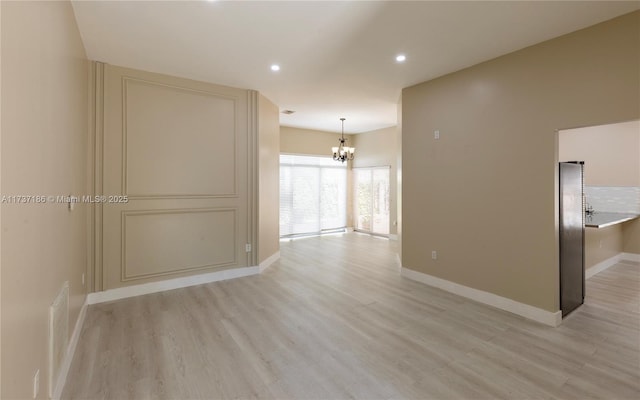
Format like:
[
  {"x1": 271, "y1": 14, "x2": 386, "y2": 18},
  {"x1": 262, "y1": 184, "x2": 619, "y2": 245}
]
[
  {"x1": 280, "y1": 155, "x2": 347, "y2": 237},
  {"x1": 354, "y1": 167, "x2": 390, "y2": 235}
]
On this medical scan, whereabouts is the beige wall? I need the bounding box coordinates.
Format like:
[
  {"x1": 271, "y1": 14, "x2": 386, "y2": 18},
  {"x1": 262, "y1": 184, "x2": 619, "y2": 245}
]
[
  {"x1": 586, "y1": 217, "x2": 639, "y2": 269},
  {"x1": 585, "y1": 225, "x2": 624, "y2": 269},
  {"x1": 559, "y1": 120, "x2": 640, "y2": 186},
  {"x1": 1, "y1": 1, "x2": 88, "y2": 398},
  {"x1": 0, "y1": 2, "x2": 3, "y2": 394},
  {"x1": 622, "y1": 219, "x2": 640, "y2": 253},
  {"x1": 258, "y1": 95, "x2": 280, "y2": 263},
  {"x1": 353, "y1": 127, "x2": 399, "y2": 236},
  {"x1": 280, "y1": 126, "x2": 344, "y2": 156},
  {"x1": 401, "y1": 11, "x2": 639, "y2": 312},
  {"x1": 0, "y1": 2, "x2": 3, "y2": 395},
  {"x1": 396, "y1": 99, "x2": 403, "y2": 256}
]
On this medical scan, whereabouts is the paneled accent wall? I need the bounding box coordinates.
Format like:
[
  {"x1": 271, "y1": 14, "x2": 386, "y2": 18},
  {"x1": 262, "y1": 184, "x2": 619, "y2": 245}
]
[
  {"x1": 94, "y1": 64, "x2": 256, "y2": 290},
  {"x1": 258, "y1": 95, "x2": 280, "y2": 263}
]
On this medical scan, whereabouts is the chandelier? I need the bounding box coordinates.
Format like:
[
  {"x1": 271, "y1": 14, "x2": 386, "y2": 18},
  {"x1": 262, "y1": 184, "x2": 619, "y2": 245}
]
[{"x1": 332, "y1": 118, "x2": 355, "y2": 163}]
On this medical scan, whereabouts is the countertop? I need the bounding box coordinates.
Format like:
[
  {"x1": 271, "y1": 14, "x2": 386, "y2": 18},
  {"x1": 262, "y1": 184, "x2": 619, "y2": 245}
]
[{"x1": 585, "y1": 212, "x2": 640, "y2": 228}]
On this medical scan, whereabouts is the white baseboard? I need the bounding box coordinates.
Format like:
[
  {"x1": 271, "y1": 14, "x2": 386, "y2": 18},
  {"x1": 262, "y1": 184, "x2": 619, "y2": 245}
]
[
  {"x1": 259, "y1": 251, "x2": 280, "y2": 272},
  {"x1": 52, "y1": 296, "x2": 88, "y2": 400},
  {"x1": 87, "y1": 266, "x2": 260, "y2": 305},
  {"x1": 345, "y1": 227, "x2": 355, "y2": 233},
  {"x1": 400, "y1": 267, "x2": 561, "y2": 327},
  {"x1": 389, "y1": 234, "x2": 398, "y2": 241},
  {"x1": 586, "y1": 252, "x2": 640, "y2": 279},
  {"x1": 586, "y1": 254, "x2": 623, "y2": 279},
  {"x1": 621, "y1": 252, "x2": 640, "y2": 262}
]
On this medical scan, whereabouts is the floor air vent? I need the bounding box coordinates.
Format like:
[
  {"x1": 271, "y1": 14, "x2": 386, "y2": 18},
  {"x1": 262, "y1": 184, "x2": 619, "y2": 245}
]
[{"x1": 49, "y1": 281, "x2": 69, "y2": 397}]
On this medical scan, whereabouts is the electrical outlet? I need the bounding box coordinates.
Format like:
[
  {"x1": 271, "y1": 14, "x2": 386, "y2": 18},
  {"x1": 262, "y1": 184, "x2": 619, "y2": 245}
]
[
  {"x1": 432, "y1": 251, "x2": 437, "y2": 260},
  {"x1": 434, "y1": 130, "x2": 440, "y2": 140},
  {"x1": 33, "y1": 369, "x2": 39, "y2": 399},
  {"x1": 245, "y1": 243, "x2": 252, "y2": 252}
]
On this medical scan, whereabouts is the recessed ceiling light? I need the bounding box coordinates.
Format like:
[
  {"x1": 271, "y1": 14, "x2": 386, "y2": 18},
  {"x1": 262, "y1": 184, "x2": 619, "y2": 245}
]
[
  {"x1": 395, "y1": 54, "x2": 406, "y2": 63},
  {"x1": 270, "y1": 64, "x2": 281, "y2": 72},
  {"x1": 281, "y1": 110, "x2": 295, "y2": 115}
]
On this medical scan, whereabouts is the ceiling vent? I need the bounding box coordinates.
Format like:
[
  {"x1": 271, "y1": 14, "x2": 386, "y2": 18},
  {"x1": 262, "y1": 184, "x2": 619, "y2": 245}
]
[{"x1": 281, "y1": 110, "x2": 296, "y2": 115}]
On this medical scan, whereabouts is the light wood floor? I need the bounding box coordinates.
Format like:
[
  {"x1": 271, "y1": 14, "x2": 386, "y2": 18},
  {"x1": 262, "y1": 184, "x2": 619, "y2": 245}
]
[{"x1": 63, "y1": 233, "x2": 640, "y2": 399}]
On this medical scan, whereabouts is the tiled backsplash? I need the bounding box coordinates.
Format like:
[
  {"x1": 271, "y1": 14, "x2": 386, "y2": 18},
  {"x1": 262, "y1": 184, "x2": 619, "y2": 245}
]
[{"x1": 585, "y1": 186, "x2": 640, "y2": 214}]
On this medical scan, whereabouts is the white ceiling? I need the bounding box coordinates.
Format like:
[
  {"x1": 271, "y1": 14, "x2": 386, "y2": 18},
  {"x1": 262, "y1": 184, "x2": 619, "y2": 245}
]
[{"x1": 71, "y1": 1, "x2": 639, "y2": 134}]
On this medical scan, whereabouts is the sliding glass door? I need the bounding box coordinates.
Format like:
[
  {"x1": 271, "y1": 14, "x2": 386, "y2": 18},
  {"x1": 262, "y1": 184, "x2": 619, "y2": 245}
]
[
  {"x1": 280, "y1": 155, "x2": 347, "y2": 237},
  {"x1": 354, "y1": 167, "x2": 390, "y2": 235}
]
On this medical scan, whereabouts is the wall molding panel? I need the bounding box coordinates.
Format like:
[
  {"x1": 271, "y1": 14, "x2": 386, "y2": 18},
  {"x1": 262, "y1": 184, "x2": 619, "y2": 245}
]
[
  {"x1": 120, "y1": 208, "x2": 238, "y2": 282},
  {"x1": 90, "y1": 61, "x2": 106, "y2": 292},
  {"x1": 94, "y1": 63, "x2": 254, "y2": 291},
  {"x1": 121, "y1": 76, "x2": 239, "y2": 199},
  {"x1": 247, "y1": 90, "x2": 259, "y2": 267}
]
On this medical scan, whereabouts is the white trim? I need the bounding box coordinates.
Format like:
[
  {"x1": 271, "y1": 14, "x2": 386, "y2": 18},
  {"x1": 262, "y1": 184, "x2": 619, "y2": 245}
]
[
  {"x1": 345, "y1": 227, "x2": 355, "y2": 233},
  {"x1": 621, "y1": 252, "x2": 640, "y2": 262},
  {"x1": 51, "y1": 296, "x2": 88, "y2": 400},
  {"x1": 388, "y1": 234, "x2": 398, "y2": 241},
  {"x1": 586, "y1": 254, "x2": 623, "y2": 279},
  {"x1": 400, "y1": 267, "x2": 561, "y2": 327},
  {"x1": 586, "y1": 252, "x2": 640, "y2": 279},
  {"x1": 87, "y1": 266, "x2": 260, "y2": 305},
  {"x1": 58, "y1": 265, "x2": 263, "y2": 395},
  {"x1": 259, "y1": 251, "x2": 280, "y2": 272}
]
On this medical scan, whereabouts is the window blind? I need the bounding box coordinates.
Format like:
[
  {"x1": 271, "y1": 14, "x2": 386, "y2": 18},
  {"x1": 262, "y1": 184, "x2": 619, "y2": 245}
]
[
  {"x1": 280, "y1": 155, "x2": 347, "y2": 237},
  {"x1": 353, "y1": 166, "x2": 390, "y2": 235}
]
